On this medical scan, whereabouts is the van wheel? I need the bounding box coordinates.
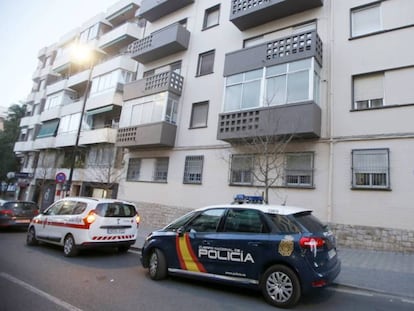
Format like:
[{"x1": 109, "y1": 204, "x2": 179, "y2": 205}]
[
  {"x1": 26, "y1": 227, "x2": 38, "y2": 246},
  {"x1": 148, "y1": 249, "x2": 167, "y2": 280},
  {"x1": 63, "y1": 234, "x2": 78, "y2": 257},
  {"x1": 261, "y1": 264, "x2": 301, "y2": 308}
]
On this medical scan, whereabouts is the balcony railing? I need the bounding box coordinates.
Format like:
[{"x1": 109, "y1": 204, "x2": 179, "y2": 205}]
[
  {"x1": 124, "y1": 71, "x2": 184, "y2": 101},
  {"x1": 127, "y1": 23, "x2": 190, "y2": 64},
  {"x1": 224, "y1": 30, "x2": 322, "y2": 76},
  {"x1": 217, "y1": 101, "x2": 321, "y2": 142},
  {"x1": 230, "y1": 0, "x2": 324, "y2": 31},
  {"x1": 116, "y1": 122, "x2": 176, "y2": 148},
  {"x1": 138, "y1": 0, "x2": 194, "y2": 22}
]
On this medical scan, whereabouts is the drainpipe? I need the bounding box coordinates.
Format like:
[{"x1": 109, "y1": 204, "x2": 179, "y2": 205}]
[{"x1": 327, "y1": 0, "x2": 335, "y2": 223}]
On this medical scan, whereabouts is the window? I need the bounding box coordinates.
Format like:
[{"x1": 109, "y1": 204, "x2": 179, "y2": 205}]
[
  {"x1": 351, "y1": 3, "x2": 382, "y2": 37},
  {"x1": 58, "y1": 113, "x2": 81, "y2": 134},
  {"x1": 190, "y1": 101, "x2": 209, "y2": 128},
  {"x1": 224, "y1": 69, "x2": 263, "y2": 112},
  {"x1": 203, "y1": 5, "x2": 220, "y2": 29},
  {"x1": 183, "y1": 156, "x2": 204, "y2": 184},
  {"x1": 197, "y1": 50, "x2": 215, "y2": 76},
  {"x1": 223, "y1": 209, "x2": 267, "y2": 233},
  {"x1": 353, "y1": 72, "x2": 384, "y2": 109},
  {"x1": 230, "y1": 155, "x2": 253, "y2": 185},
  {"x1": 153, "y1": 158, "x2": 169, "y2": 182},
  {"x1": 284, "y1": 153, "x2": 314, "y2": 187},
  {"x1": 87, "y1": 145, "x2": 114, "y2": 167},
  {"x1": 119, "y1": 92, "x2": 178, "y2": 127},
  {"x1": 127, "y1": 158, "x2": 141, "y2": 181},
  {"x1": 352, "y1": 149, "x2": 390, "y2": 189},
  {"x1": 187, "y1": 209, "x2": 225, "y2": 232},
  {"x1": 90, "y1": 70, "x2": 133, "y2": 96},
  {"x1": 79, "y1": 23, "x2": 99, "y2": 43},
  {"x1": 223, "y1": 58, "x2": 320, "y2": 112}
]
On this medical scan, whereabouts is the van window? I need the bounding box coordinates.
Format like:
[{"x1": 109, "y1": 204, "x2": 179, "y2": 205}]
[{"x1": 95, "y1": 203, "x2": 137, "y2": 218}]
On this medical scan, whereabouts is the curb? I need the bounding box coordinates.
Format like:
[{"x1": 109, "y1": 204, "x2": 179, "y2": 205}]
[{"x1": 331, "y1": 282, "x2": 414, "y2": 301}]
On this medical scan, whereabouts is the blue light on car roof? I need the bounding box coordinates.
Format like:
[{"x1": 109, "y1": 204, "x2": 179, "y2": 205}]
[{"x1": 233, "y1": 194, "x2": 264, "y2": 204}]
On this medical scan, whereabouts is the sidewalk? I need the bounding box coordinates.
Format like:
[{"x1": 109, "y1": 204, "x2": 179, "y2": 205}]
[{"x1": 134, "y1": 224, "x2": 414, "y2": 300}]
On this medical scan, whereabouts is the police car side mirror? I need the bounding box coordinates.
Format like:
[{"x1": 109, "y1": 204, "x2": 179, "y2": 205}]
[{"x1": 176, "y1": 226, "x2": 185, "y2": 237}]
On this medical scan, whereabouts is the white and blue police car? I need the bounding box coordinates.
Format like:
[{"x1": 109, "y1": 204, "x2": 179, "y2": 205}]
[{"x1": 140, "y1": 195, "x2": 340, "y2": 308}]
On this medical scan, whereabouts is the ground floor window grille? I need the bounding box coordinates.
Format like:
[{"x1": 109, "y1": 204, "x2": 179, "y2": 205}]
[
  {"x1": 127, "y1": 158, "x2": 141, "y2": 181},
  {"x1": 284, "y1": 153, "x2": 314, "y2": 187},
  {"x1": 153, "y1": 158, "x2": 169, "y2": 182},
  {"x1": 230, "y1": 155, "x2": 253, "y2": 185},
  {"x1": 352, "y1": 149, "x2": 389, "y2": 189},
  {"x1": 183, "y1": 156, "x2": 204, "y2": 184}
]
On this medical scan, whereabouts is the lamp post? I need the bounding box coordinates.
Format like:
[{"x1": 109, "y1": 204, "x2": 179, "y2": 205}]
[{"x1": 65, "y1": 45, "x2": 94, "y2": 196}]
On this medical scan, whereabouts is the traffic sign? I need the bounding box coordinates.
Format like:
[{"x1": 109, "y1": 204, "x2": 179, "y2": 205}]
[{"x1": 55, "y1": 172, "x2": 66, "y2": 183}]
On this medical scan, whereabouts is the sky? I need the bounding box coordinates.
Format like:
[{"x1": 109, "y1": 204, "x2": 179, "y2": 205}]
[{"x1": 0, "y1": 0, "x2": 119, "y2": 111}]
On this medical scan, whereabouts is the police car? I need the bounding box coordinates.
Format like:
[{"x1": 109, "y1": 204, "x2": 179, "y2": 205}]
[
  {"x1": 140, "y1": 195, "x2": 340, "y2": 308},
  {"x1": 26, "y1": 197, "x2": 140, "y2": 257}
]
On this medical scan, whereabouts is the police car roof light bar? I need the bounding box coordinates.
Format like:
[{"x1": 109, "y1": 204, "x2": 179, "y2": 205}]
[{"x1": 233, "y1": 194, "x2": 264, "y2": 204}]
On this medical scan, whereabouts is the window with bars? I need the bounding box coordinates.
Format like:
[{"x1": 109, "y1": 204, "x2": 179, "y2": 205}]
[
  {"x1": 127, "y1": 158, "x2": 141, "y2": 181},
  {"x1": 230, "y1": 155, "x2": 253, "y2": 185},
  {"x1": 284, "y1": 153, "x2": 314, "y2": 187},
  {"x1": 153, "y1": 158, "x2": 169, "y2": 182},
  {"x1": 197, "y1": 50, "x2": 215, "y2": 76},
  {"x1": 352, "y1": 149, "x2": 390, "y2": 189},
  {"x1": 183, "y1": 156, "x2": 204, "y2": 184}
]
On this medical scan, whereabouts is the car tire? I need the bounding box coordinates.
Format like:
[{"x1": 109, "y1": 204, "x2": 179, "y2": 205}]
[
  {"x1": 118, "y1": 245, "x2": 130, "y2": 253},
  {"x1": 261, "y1": 264, "x2": 301, "y2": 308},
  {"x1": 26, "y1": 226, "x2": 38, "y2": 246},
  {"x1": 148, "y1": 248, "x2": 167, "y2": 280},
  {"x1": 63, "y1": 234, "x2": 78, "y2": 257}
]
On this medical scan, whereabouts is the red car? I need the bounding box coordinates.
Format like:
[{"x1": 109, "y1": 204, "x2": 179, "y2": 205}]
[{"x1": 0, "y1": 200, "x2": 39, "y2": 228}]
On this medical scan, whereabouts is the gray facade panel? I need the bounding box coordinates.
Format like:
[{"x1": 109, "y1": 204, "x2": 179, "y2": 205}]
[
  {"x1": 116, "y1": 122, "x2": 176, "y2": 148},
  {"x1": 139, "y1": 0, "x2": 194, "y2": 22}
]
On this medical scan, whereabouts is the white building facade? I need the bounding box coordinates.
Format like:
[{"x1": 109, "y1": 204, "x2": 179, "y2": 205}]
[{"x1": 15, "y1": 0, "x2": 414, "y2": 251}]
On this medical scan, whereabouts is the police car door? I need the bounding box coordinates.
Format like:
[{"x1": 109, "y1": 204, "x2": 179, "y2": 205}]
[
  {"x1": 177, "y1": 208, "x2": 226, "y2": 274},
  {"x1": 215, "y1": 208, "x2": 270, "y2": 282}
]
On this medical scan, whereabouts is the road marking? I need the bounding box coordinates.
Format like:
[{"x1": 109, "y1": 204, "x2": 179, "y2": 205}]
[{"x1": 0, "y1": 272, "x2": 83, "y2": 311}]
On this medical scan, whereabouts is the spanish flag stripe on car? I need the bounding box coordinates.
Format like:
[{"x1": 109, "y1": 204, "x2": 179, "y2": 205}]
[{"x1": 176, "y1": 234, "x2": 206, "y2": 272}]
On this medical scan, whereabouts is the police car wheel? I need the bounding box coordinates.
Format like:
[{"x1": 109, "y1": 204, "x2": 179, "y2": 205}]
[
  {"x1": 148, "y1": 249, "x2": 167, "y2": 280},
  {"x1": 26, "y1": 227, "x2": 38, "y2": 246},
  {"x1": 63, "y1": 234, "x2": 79, "y2": 257},
  {"x1": 261, "y1": 265, "x2": 301, "y2": 308}
]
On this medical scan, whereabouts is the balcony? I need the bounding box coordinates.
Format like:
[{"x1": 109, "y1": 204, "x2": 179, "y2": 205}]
[
  {"x1": 217, "y1": 102, "x2": 321, "y2": 142},
  {"x1": 230, "y1": 0, "x2": 323, "y2": 31},
  {"x1": 99, "y1": 22, "x2": 141, "y2": 54},
  {"x1": 128, "y1": 23, "x2": 190, "y2": 64},
  {"x1": 33, "y1": 136, "x2": 56, "y2": 150},
  {"x1": 55, "y1": 132, "x2": 77, "y2": 148},
  {"x1": 13, "y1": 140, "x2": 34, "y2": 153},
  {"x1": 124, "y1": 71, "x2": 183, "y2": 100},
  {"x1": 105, "y1": 1, "x2": 140, "y2": 26},
  {"x1": 79, "y1": 127, "x2": 117, "y2": 145},
  {"x1": 224, "y1": 30, "x2": 322, "y2": 76},
  {"x1": 116, "y1": 122, "x2": 176, "y2": 149},
  {"x1": 139, "y1": 0, "x2": 194, "y2": 22}
]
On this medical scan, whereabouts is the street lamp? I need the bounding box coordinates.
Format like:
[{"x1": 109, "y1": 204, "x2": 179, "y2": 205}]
[{"x1": 65, "y1": 44, "x2": 94, "y2": 196}]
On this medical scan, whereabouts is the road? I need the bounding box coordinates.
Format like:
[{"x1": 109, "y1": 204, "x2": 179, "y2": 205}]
[{"x1": 1, "y1": 229, "x2": 413, "y2": 311}]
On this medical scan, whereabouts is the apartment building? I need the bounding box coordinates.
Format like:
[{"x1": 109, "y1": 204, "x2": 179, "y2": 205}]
[
  {"x1": 14, "y1": 0, "x2": 414, "y2": 251},
  {"x1": 14, "y1": 0, "x2": 143, "y2": 210}
]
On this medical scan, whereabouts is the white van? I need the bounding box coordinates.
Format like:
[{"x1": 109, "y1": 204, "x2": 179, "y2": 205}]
[{"x1": 27, "y1": 197, "x2": 140, "y2": 257}]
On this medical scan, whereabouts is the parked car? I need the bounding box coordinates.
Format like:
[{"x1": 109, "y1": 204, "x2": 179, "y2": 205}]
[
  {"x1": 0, "y1": 200, "x2": 39, "y2": 228},
  {"x1": 26, "y1": 197, "x2": 140, "y2": 257},
  {"x1": 140, "y1": 195, "x2": 340, "y2": 308}
]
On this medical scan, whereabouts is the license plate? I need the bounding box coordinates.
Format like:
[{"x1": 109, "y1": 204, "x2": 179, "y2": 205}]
[
  {"x1": 328, "y1": 249, "x2": 336, "y2": 259},
  {"x1": 107, "y1": 229, "x2": 125, "y2": 234},
  {"x1": 16, "y1": 219, "x2": 31, "y2": 224}
]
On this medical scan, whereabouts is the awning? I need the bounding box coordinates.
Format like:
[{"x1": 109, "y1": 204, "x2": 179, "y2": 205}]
[
  {"x1": 37, "y1": 119, "x2": 59, "y2": 138},
  {"x1": 86, "y1": 105, "x2": 113, "y2": 116}
]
